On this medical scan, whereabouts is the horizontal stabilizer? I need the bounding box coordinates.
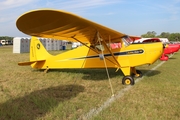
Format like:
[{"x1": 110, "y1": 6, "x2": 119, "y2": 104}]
[
  {"x1": 18, "y1": 60, "x2": 45, "y2": 66},
  {"x1": 18, "y1": 61, "x2": 36, "y2": 66}
]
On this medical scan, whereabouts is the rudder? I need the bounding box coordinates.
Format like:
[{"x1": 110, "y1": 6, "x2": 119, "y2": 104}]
[{"x1": 30, "y1": 36, "x2": 52, "y2": 61}]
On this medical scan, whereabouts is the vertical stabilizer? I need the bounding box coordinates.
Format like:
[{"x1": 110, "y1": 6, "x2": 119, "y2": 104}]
[{"x1": 30, "y1": 36, "x2": 52, "y2": 61}]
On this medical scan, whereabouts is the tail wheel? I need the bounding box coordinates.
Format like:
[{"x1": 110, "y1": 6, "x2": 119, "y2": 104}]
[{"x1": 122, "y1": 76, "x2": 135, "y2": 85}]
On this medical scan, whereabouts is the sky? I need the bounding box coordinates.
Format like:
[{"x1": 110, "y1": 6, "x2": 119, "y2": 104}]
[{"x1": 0, "y1": 0, "x2": 180, "y2": 37}]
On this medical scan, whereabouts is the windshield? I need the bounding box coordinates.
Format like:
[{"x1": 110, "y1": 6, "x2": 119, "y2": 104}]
[{"x1": 122, "y1": 36, "x2": 133, "y2": 47}]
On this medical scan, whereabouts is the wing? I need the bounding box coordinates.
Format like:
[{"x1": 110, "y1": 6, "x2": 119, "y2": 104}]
[{"x1": 16, "y1": 9, "x2": 126, "y2": 44}]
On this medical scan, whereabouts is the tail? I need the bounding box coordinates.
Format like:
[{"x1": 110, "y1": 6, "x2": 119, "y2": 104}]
[
  {"x1": 30, "y1": 36, "x2": 52, "y2": 61},
  {"x1": 18, "y1": 36, "x2": 52, "y2": 66}
]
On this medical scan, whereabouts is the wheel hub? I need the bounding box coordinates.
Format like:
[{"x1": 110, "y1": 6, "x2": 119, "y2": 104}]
[{"x1": 125, "y1": 79, "x2": 131, "y2": 85}]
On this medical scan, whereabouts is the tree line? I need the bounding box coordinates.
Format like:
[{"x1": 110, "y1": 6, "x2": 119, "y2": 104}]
[
  {"x1": 141, "y1": 31, "x2": 180, "y2": 41},
  {"x1": 1, "y1": 31, "x2": 180, "y2": 41},
  {"x1": 0, "y1": 36, "x2": 13, "y2": 40}
]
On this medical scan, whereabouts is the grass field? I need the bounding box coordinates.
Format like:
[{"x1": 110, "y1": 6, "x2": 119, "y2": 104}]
[{"x1": 0, "y1": 46, "x2": 180, "y2": 120}]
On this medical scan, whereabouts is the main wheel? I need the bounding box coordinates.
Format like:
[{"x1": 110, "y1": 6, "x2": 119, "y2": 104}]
[{"x1": 122, "y1": 76, "x2": 135, "y2": 85}]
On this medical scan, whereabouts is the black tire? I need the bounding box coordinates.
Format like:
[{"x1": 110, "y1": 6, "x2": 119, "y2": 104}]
[{"x1": 122, "y1": 76, "x2": 135, "y2": 85}]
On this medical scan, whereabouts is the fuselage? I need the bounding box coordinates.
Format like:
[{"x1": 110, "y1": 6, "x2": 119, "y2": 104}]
[{"x1": 31, "y1": 42, "x2": 163, "y2": 69}]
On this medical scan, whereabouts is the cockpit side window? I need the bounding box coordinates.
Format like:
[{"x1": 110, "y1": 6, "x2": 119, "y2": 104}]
[{"x1": 122, "y1": 36, "x2": 133, "y2": 47}]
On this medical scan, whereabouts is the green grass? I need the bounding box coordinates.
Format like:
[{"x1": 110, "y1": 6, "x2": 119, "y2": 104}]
[
  {"x1": 0, "y1": 46, "x2": 180, "y2": 120},
  {"x1": 93, "y1": 53, "x2": 180, "y2": 120}
]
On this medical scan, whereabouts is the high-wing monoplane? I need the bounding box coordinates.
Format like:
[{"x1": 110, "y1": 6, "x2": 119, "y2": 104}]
[{"x1": 16, "y1": 9, "x2": 163, "y2": 85}]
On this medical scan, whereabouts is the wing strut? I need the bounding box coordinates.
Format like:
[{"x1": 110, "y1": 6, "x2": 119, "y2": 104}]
[
  {"x1": 101, "y1": 35, "x2": 121, "y2": 68},
  {"x1": 97, "y1": 32, "x2": 114, "y2": 96},
  {"x1": 71, "y1": 36, "x2": 119, "y2": 66}
]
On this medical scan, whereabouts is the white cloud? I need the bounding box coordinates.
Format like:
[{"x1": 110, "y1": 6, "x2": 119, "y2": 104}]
[
  {"x1": 0, "y1": 0, "x2": 35, "y2": 10},
  {"x1": 0, "y1": 0, "x2": 121, "y2": 36},
  {"x1": 1, "y1": 0, "x2": 179, "y2": 36},
  {"x1": 44, "y1": 0, "x2": 121, "y2": 11}
]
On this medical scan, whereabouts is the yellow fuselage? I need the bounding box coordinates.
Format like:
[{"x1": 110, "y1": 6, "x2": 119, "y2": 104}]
[{"x1": 31, "y1": 41, "x2": 163, "y2": 71}]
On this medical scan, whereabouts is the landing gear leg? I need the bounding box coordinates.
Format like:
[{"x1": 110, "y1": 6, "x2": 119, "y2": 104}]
[{"x1": 121, "y1": 67, "x2": 135, "y2": 85}]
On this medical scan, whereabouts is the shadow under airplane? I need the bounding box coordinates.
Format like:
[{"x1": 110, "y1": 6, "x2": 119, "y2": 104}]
[
  {"x1": 36, "y1": 68, "x2": 161, "y2": 81},
  {"x1": 0, "y1": 84, "x2": 84, "y2": 120}
]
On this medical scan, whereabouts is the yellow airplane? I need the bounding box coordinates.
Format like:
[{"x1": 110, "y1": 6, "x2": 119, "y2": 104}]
[{"x1": 16, "y1": 9, "x2": 163, "y2": 85}]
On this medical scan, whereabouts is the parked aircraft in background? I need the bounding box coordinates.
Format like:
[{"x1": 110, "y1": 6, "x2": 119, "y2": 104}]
[{"x1": 160, "y1": 43, "x2": 180, "y2": 61}]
